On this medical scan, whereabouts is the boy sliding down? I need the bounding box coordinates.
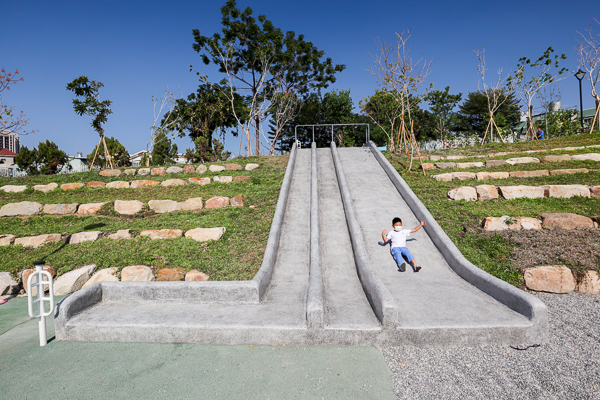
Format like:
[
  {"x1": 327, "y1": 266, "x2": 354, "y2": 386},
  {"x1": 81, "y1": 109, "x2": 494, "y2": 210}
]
[{"x1": 381, "y1": 217, "x2": 426, "y2": 272}]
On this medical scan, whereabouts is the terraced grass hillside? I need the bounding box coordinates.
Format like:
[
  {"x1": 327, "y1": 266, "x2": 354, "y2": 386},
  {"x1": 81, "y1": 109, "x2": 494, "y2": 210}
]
[
  {"x1": 0, "y1": 156, "x2": 288, "y2": 282},
  {"x1": 388, "y1": 132, "x2": 600, "y2": 287}
]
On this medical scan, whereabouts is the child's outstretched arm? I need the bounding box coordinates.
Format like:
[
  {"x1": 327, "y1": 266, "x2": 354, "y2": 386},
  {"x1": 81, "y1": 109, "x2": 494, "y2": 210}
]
[
  {"x1": 381, "y1": 229, "x2": 390, "y2": 243},
  {"x1": 410, "y1": 221, "x2": 426, "y2": 233}
]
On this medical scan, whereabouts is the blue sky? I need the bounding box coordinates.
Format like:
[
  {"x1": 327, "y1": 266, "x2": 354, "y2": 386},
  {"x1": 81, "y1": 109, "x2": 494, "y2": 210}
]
[{"x1": 2, "y1": 0, "x2": 599, "y2": 156}]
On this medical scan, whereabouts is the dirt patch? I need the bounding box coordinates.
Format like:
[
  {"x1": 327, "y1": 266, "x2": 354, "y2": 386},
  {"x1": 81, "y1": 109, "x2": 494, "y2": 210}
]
[{"x1": 480, "y1": 228, "x2": 600, "y2": 271}]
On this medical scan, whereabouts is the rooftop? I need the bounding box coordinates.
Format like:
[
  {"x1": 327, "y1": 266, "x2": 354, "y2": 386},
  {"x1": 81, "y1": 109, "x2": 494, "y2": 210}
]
[{"x1": 0, "y1": 148, "x2": 18, "y2": 156}]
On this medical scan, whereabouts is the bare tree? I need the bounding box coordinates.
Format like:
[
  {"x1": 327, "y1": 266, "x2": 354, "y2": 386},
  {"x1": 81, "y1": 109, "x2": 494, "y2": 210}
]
[
  {"x1": 267, "y1": 79, "x2": 302, "y2": 155},
  {"x1": 146, "y1": 90, "x2": 183, "y2": 167},
  {"x1": 0, "y1": 67, "x2": 36, "y2": 135},
  {"x1": 209, "y1": 41, "x2": 275, "y2": 156},
  {"x1": 475, "y1": 47, "x2": 514, "y2": 144},
  {"x1": 367, "y1": 30, "x2": 431, "y2": 172},
  {"x1": 508, "y1": 47, "x2": 568, "y2": 140},
  {"x1": 576, "y1": 19, "x2": 600, "y2": 131},
  {"x1": 538, "y1": 86, "x2": 561, "y2": 138}
]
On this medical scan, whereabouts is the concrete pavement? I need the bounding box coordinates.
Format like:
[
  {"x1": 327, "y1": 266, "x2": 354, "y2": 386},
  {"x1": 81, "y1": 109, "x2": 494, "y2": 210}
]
[{"x1": 0, "y1": 297, "x2": 395, "y2": 399}]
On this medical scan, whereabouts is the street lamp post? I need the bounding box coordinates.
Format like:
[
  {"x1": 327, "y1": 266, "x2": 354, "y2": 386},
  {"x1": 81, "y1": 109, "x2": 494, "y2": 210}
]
[{"x1": 575, "y1": 69, "x2": 586, "y2": 131}]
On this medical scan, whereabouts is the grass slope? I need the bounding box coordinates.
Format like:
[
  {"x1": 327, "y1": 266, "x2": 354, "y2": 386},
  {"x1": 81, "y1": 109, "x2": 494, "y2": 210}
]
[
  {"x1": 387, "y1": 132, "x2": 600, "y2": 287},
  {"x1": 0, "y1": 156, "x2": 288, "y2": 281}
]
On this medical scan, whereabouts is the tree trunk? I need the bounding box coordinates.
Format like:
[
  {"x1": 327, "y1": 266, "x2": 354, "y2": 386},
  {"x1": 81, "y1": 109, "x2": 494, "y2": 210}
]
[{"x1": 255, "y1": 115, "x2": 260, "y2": 156}]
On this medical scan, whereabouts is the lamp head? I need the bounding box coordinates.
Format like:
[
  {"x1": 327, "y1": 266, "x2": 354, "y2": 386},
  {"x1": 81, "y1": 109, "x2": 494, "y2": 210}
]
[{"x1": 575, "y1": 69, "x2": 586, "y2": 81}]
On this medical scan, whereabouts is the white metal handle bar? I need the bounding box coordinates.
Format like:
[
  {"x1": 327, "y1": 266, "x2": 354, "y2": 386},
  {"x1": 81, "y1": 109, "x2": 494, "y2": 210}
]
[{"x1": 27, "y1": 271, "x2": 55, "y2": 318}]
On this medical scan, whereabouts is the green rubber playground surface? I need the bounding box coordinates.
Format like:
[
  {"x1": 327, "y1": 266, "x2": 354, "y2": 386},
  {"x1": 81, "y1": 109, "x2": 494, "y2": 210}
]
[{"x1": 0, "y1": 296, "x2": 395, "y2": 399}]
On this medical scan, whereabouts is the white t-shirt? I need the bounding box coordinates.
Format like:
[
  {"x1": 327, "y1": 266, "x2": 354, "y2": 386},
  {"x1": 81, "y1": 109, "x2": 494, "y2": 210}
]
[{"x1": 385, "y1": 229, "x2": 411, "y2": 248}]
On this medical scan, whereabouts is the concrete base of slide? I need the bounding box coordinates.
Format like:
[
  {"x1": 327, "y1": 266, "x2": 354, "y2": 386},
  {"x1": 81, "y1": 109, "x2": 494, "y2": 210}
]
[{"x1": 55, "y1": 143, "x2": 546, "y2": 347}]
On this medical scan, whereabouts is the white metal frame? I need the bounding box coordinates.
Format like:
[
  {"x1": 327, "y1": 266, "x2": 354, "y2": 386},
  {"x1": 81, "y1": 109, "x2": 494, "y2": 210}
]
[{"x1": 27, "y1": 261, "x2": 55, "y2": 346}]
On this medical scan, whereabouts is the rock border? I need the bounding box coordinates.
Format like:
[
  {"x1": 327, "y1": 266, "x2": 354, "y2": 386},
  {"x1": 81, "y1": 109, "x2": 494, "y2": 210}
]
[
  {"x1": 448, "y1": 184, "x2": 598, "y2": 201},
  {"x1": 5, "y1": 264, "x2": 214, "y2": 297},
  {"x1": 1, "y1": 227, "x2": 227, "y2": 248},
  {"x1": 433, "y1": 168, "x2": 590, "y2": 182},
  {"x1": 0, "y1": 195, "x2": 246, "y2": 217},
  {"x1": 427, "y1": 146, "x2": 600, "y2": 162},
  {"x1": 524, "y1": 265, "x2": 599, "y2": 294},
  {"x1": 1, "y1": 174, "x2": 253, "y2": 194}
]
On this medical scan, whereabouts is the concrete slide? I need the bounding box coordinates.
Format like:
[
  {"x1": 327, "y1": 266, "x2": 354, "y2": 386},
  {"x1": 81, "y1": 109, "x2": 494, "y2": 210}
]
[{"x1": 55, "y1": 143, "x2": 547, "y2": 347}]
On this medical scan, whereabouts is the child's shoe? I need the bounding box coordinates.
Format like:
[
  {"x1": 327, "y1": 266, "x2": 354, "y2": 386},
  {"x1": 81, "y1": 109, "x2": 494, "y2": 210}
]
[
  {"x1": 414, "y1": 266, "x2": 422, "y2": 272},
  {"x1": 399, "y1": 263, "x2": 406, "y2": 272}
]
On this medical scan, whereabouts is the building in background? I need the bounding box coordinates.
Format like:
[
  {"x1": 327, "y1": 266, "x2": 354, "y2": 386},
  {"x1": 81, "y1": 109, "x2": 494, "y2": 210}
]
[
  {"x1": 0, "y1": 148, "x2": 18, "y2": 176},
  {"x1": 129, "y1": 150, "x2": 150, "y2": 167},
  {"x1": 129, "y1": 150, "x2": 189, "y2": 167},
  {"x1": 0, "y1": 129, "x2": 20, "y2": 154}
]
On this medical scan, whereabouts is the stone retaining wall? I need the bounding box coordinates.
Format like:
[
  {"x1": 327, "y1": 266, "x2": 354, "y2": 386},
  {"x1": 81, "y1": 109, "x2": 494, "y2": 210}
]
[
  {"x1": 101, "y1": 162, "x2": 258, "y2": 176},
  {"x1": 0, "y1": 264, "x2": 215, "y2": 297},
  {"x1": 433, "y1": 168, "x2": 590, "y2": 182},
  {"x1": 1, "y1": 174, "x2": 252, "y2": 194},
  {"x1": 481, "y1": 213, "x2": 599, "y2": 231},
  {"x1": 0, "y1": 195, "x2": 245, "y2": 217},
  {"x1": 425, "y1": 153, "x2": 600, "y2": 171},
  {"x1": 427, "y1": 145, "x2": 600, "y2": 161},
  {"x1": 0, "y1": 226, "x2": 227, "y2": 248},
  {"x1": 448, "y1": 184, "x2": 599, "y2": 201}
]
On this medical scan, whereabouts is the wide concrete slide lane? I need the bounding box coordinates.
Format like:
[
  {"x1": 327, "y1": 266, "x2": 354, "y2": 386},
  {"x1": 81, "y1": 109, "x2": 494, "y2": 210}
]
[
  {"x1": 334, "y1": 143, "x2": 547, "y2": 346},
  {"x1": 330, "y1": 143, "x2": 399, "y2": 329},
  {"x1": 316, "y1": 147, "x2": 380, "y2": 335}
]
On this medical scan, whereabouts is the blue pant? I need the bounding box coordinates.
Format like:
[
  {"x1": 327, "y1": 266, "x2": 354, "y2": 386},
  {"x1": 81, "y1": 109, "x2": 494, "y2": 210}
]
[{"x1": 391, "y1": 246, "x2": 414, "y2": 267}]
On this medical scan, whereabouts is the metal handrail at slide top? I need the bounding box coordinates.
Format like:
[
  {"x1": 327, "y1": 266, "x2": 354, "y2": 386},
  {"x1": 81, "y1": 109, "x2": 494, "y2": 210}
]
[{"x1": 294, "y1": 123, "x2": 370, "y2": 145}]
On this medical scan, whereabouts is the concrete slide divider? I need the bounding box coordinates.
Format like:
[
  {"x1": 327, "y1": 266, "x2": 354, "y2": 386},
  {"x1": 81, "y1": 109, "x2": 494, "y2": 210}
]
[
  {"x1": 100, "y1": 281, "x2": 260, "y2": 303},
  {"x1": 252, "y1": 142, "x2": 299, "y2": 300},
  {"x1": 307, "y1": 142, "x2": 324, "y2": 328},
  {"x1": 367, "y1": 142, "x2": 548, "y2": 340},
  {"x1": 54, "y1": 282, "x2": 102, "y2": 339},
  {"x1": 330, "y1": 142, "x2": 398, "y2": 328}
]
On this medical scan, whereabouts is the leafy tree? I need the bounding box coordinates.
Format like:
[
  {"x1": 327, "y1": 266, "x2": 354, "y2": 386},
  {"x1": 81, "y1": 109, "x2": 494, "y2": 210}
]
[
  {"x1": 151, "y1": 131, "x2": 178, "y2": 165},
  {"x1": 14, "y1": 146, "x2": 37, "y2": 174},
  {"x1": 86, "y1": 137, "x2": 130, "y2": 168},
  {"x1": 456, "y1": 91, "x2": 520, "y2": 138},
  {"x1": 162, "y1": 76, "x2": 242, "y2": 152},
  {"x1": 411, "y1": 107, "x2": 436, "y2": 142},
  {"x1": 508, "y1": 47, "x2": 568, "y2": 139},
  {"x1": 0, "y1": 67, "x2": 35, "y2": 135},
  {"x1": 424, "y1": 86, "x2": 462, "y2": 141},
  {"x1": 360, "y1": 89, "x2": 403, "y2": 151},
  {"x1": 185, "y1": 137, "x2": 231, "y2": 163},
  {"x1": 15, "y1": 141, "x2": 70, "y2": 175},
  {"x1": 66, "y1": 76, "x2": 114, "y2": 167},
  {"x1": 546, "y1": 109, "x2": 580, "y2": 138},
  {"x1": 37, "y1": 141, "x2": 71, "y2": 174},
  {"x1": 192, "y1": 0, "x2": 345, "y2": 155}
]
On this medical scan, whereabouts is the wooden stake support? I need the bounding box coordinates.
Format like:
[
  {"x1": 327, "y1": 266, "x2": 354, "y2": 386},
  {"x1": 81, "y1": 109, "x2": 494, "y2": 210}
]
[
  {"x1": 590, "y1": 106, "x2": 599, "y2": 132},
  {"x1": 88, "y1": 132, "x2": 115, "y2": 171}
]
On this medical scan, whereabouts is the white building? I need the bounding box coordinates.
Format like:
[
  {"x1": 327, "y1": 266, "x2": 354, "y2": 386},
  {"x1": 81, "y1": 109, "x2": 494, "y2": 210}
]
[
  {"x1": 0, "y1": 148, "x2": 18, "y2": 176},
  {"x1": 129, "y1": 150, "x2": 190, "y2": 167},
  {"x1": 0, "y1": 129, "x2": 20, "y2": 154}
]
